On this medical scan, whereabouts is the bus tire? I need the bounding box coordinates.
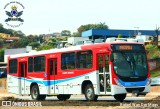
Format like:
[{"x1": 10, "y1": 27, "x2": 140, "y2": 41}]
[
  {"x1": 84, "y1": 84, "x2": 98, "y2": 101},
  {"x1": 57, "y1": 94, "x2": 71, "y2": 101},
  {"x1": 31, "y1": 85, "x2": 41, "y2": 100},
  {"x1": 114, "y1": 94, "x2": 126, "y2": 102}
]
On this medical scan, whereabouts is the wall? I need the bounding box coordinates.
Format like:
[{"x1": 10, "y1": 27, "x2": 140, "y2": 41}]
[{"x1": 148, "y1": 58, "x2": 160, "y2": 70}]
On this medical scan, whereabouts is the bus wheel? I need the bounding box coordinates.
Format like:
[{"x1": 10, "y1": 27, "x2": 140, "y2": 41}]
[
  {"x1": 31, "y1": 85, "x2": 40, "y2": 100},
  {"x1": 84, "y1": 84, "x2": 98, "y2": 101},
  {"x1": 114, "y1": 94, "x2": 126, "y2": 102},
  {"x1": 57, "y1": 94, "x2": 71, "y2": 101}
]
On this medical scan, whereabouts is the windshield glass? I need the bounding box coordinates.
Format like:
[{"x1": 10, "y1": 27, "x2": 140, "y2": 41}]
[{"x1": 113, "y1": 51, "x2": 148, "y2": 77}]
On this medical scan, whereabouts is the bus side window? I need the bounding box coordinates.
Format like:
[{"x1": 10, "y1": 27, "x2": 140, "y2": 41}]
[
  {"x1": 105, "y1": 55, "x2": 109, "y2": 72},
  {"x1": 61, "y1": 52, "x2": 75, "y2": 70},
  {"x1": 28, "y1": 57, "x2": 33, "y2": 73},
  {"x1": 76, "y1": 50, "x2": 92, "y2": 69},
  {"x1": 9, "y1": 59, "x2": 18, "y2": 74}
]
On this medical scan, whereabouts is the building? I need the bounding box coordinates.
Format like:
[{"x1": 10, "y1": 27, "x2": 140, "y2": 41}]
[
  {"x1": 82, "y1": 29, "x2": 160, "y2": 40},
  {"x1": 4, "y1": 46, "x2": 33, "y2": 63},
  {"x1": 0, "y1": 33, "x2": 20, "y2": 42}
]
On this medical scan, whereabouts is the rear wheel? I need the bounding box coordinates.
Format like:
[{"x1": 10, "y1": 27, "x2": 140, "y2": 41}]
[
  {"x1": 84, "y1": 84, "x2": 98, "y2": 101},
  {"x1": 31, "y1": 85, "x2": 46, "y2": 100},
  {"x1": 57, "y1": 94, "x2": 71, "y2": 101},
  {"x1": 31, "y1": 85, "x2": 40, "y2": 100},
  {"x1": 114, "y1": 94, "x2": 126, "y2": 102}
]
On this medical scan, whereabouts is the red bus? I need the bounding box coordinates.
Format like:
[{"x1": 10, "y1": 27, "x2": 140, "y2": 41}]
[{"x1": 7, "y1": 41, "x2": 150, "y2": 101}]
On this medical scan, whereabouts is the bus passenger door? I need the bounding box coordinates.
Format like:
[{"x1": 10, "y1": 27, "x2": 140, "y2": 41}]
[
  {"x1": 98, "y1": 54, "x2": 111, "y2": 94},
  {"x1": 48, "y1": 58, "x2": 57, "y2": 94},
  {"x1": 19, "y1": 62, "x2": 27, "y2": 95}
]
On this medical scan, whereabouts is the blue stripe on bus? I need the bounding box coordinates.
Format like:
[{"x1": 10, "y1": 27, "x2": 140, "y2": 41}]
[
  {"x1": 9, "y1": 72, "x2": 93, "y2": 86},
  {"x1": 24, "y1": 76, "x2": 81, "y2": 86},
  {"x1": 118, "y1": 78, "x2": 148, "y2": 87}
]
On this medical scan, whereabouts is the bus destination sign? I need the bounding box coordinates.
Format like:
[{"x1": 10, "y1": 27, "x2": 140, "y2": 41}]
[{"x1": 112, "y1": 44, "x2": 144, "y2": 51}]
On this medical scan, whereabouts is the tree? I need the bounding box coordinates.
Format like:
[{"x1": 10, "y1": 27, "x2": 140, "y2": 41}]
[
  {"x1": 61, "y1": 30, "x2": 71, "y2": 36},
  {"x1": 37, "y1": 44, "x2": 53, "y2": 51},
  {"x1": 71, "y1": 32, "x2": 80, "y2": 37},
  {"x1": 0, "y1": 48, "x2": 5, "y2": 62},
  {"x1": 77, "y1": 22, "x2": 109, "y2": 36},
  {"x1": 118, "y1": 34, "x2": 123, "y2": 38},
  {"x1": 16, "y1": 30, "x2": 25, "y2": 38},
  {"x1": 28, "y1": 42, "x2": 40, "y2": 49},
  {"x1": 12, "y1": 35, "x2": 41, "y2": 48},
  {"x1": 0, "y1": 23, "x2": 5, "y2": 33}
]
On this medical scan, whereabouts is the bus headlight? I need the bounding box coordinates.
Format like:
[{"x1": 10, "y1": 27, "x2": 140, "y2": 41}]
[
  {"x1": 146, "y1": 78, "x2": 151, "y2": 86},
  {"x1": 114, "y1": 78, "x2": 123, "y2": 87}
]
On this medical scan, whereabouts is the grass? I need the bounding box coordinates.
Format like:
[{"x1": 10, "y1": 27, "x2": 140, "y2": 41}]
[{"x1": 151, "y1": 67, "x2": 160, "y2": 78}]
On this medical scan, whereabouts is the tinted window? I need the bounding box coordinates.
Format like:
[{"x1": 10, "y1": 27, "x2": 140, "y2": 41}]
[
  {"x1": 9, "y1": 59, "x2": 18, "y2": 74},
  {"x1": 28, "y1": 57, "x2": 33, "y2": 72},
  {"x1": 61, "y1": 52, "x2": 75, "y2": 70},
  {"x1": 34, "y1": 56, "x2": 45, "y2": 72},
  {"x1": 77, "y1": 50, "x2": 92, "y2": 69}
]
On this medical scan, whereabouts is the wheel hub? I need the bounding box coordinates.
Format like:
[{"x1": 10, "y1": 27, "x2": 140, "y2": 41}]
[{"x1": 87, "y1": 88, "x2": 93, "y2": 99}]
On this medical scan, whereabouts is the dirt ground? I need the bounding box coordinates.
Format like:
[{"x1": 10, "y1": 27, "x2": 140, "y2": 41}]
[{"x1": 0, "y1": 85, "x2": 160, "y2": 109}]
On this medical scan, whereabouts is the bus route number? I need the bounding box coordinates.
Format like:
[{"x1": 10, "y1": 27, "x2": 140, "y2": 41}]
[{"x1": 85, "y1": 76, "x2": 89, "y2": 79}]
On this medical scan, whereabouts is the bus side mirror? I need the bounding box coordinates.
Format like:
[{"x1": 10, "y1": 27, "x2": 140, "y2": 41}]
[{"x1": 110, "y1": 54, "x2": 114, "y2": 62}]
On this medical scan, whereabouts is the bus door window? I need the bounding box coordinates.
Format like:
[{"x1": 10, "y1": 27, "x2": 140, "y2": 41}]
[
  {"x1": 49, "y1": 59, "x2": 57, "y2": 75},
  {"x1": 20, "y1": 63, "x2": 26, "y2": 77},
  {"x1": 105, "y1": 55, "x2": 110, "y2": 92},
  {"x1": 98, "y1": 55, "x2": 104, "y2": 92},
  {"x1": 53, "y1": 59, "x2": 57, "y2": 75},
  {"x1": 49, "y1": 60, "x2": 53, "y2": 75},
  {"x1": 98, "y1": 55, "x2": 110, "y2": 92}
]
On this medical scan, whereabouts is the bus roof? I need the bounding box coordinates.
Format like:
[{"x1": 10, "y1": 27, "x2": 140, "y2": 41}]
[{"x1": 9, "y1": 42, "x2": 143, "y2": 59}]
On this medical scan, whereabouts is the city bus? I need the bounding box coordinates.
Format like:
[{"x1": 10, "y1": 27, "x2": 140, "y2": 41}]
[{"x1": 7, "y1": 41, "x2": 150, "y2": 101}]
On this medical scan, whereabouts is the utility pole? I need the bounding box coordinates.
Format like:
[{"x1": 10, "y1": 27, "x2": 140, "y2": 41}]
[{"x1": 155, "y1": 26, "x2": 159, "y2": 46}]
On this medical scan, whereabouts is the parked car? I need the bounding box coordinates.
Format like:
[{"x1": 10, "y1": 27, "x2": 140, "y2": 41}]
[
  {"x1": 0, "y1": 67, "x2": 7, "y2": 78},
  {"x1": 151, "y1": 76, "x2": 160, "y2": 86}
]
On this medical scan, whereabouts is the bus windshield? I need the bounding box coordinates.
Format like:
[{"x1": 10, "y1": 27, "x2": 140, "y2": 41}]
[{"x1": 113, "y1": 51, "x2": 148, "y2": 78}]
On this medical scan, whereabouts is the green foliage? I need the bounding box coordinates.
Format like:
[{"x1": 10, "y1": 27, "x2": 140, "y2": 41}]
[
  {"x1": 0, "y1": 39, "x2": 4, "y2": 48},
  {"x1": 151, "y1": 67, "x2": 160, "y2": 78},
  {"x1": 28, "y1": 42, "x2": 40, "y2": 49},
  {"x1": 118, "y1": 34, "x2": 123, "y2": 38},
  {"x1": 37, "y1": 44, "x2": 53, "y2": 51},
  {"x1": 0, "y1": 23, "x2": 25, "y2": 37},
  {"x1": 77, "y1": 22, "x2": 109, "y2": 36},
  {"x1": 12, "y1": 35, "x2": 41, "y2": 48},
  {"x1": 0, "y1": 48, "x2": 5, "y2": 62},
  {"x1": 145, "y1": 44, "x2": 160, "y2": 59},
  {"x1": 145, "y1": 44, "x2": 158, "y2": 51},
  {"x1": 61, "y1": 30, "x2": 71, "y2": 36},
  {"x1": 71, "y1": 32, "x2": 80, "y2": 37}
]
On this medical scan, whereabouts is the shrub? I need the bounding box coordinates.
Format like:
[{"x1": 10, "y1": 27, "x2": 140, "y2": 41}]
[{"x1": 145, "y1": 44, "x2": 160, "y2": 59}]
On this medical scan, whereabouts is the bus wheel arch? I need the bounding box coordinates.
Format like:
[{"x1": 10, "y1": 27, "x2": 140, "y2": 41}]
[
  {"x1": 30, "y1": 83, "x2": 46, "y2": 100},
  {"x1": 82, "y1": 80, "x2": 98, "y2": 101}
]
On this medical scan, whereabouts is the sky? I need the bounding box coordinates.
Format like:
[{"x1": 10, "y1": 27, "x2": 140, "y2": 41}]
[{"x1": 0, "y1": 0, "x2": 160, "y2": 35}]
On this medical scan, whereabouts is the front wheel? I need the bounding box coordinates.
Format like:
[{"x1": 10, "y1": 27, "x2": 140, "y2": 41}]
[
  {"x1": 114, "y1": 94, "x2": 126, "y2": 102},
  {"x1": 84, "y1": 84, "x2": 98, "y2": 101}
]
